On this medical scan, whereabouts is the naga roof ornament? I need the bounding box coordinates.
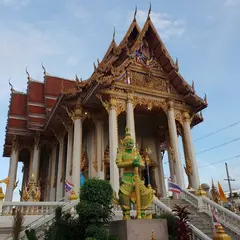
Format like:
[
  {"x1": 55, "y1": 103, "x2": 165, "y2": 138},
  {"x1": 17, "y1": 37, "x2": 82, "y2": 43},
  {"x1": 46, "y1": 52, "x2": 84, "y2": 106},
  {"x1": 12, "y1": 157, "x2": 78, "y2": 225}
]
[
  {"x1": 8, "y1": 78, "x2": 14, "y2": 92},
  {"x1": 112, "y1": 26, "x2": 116, "y2": 42},
  {"x1": 147, "y1": 2, "x2": 151, "y2": 20},
  {"x1": 41, "y1": 62, "x2": 46, "y2": 76},
  {"x1": 25, "y1": 66, "x2": 31, "y2": 81},
  {"x1": 133, "y1": 5, "x2": 137, "y2": 22}
]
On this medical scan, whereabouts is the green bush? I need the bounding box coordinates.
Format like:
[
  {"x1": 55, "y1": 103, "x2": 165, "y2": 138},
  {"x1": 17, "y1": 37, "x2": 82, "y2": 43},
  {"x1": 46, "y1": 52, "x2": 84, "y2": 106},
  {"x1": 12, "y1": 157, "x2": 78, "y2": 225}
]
[{"x1": 43, "y1": 178, "x2": 116, "y2": 240}]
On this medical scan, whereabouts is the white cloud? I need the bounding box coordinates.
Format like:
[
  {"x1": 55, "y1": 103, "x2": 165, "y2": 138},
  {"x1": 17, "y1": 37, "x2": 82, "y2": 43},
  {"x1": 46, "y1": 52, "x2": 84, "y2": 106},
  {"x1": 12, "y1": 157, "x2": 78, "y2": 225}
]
[
  {"x1": 225, "y1": 0, "x2": 240, "y2": 6},
  {"x1": 0, "y1": 21, "x2": 83, "y2": 100},
  {"x1": 137, "y1": 10, "x2": 186, "y2": 40}
]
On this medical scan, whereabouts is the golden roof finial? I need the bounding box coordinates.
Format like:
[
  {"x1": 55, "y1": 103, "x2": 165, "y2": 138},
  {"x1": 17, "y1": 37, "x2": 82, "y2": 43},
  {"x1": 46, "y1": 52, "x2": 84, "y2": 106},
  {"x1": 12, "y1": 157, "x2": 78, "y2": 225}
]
[
  {"x1": 213, "y1": 225, "x2": 231, "y2": 240},
  {"x1": 112, "y1": 26, "x2": 116, "y2": 42},
  {"x1": 133, "y1": 5, "x2": 137, "y2": 21},
  {"x1": 41, "y1": 62, "x2": 46, "y2": 76},
  {"x1": 0, "y1": 186, "x2": 5, "y2": 201},
  {"x1": 151, "y1": 230, "x2": 155, "y2": 240},
  {"x1": 147, "y1": 2, "x2": 152, "y2": 20},
  {"x1": 93, "y1": 62, "x2": 97, "y2": 71},
  {"x1": 25, "y1": 66, "x2": 31, "y2": 81}
]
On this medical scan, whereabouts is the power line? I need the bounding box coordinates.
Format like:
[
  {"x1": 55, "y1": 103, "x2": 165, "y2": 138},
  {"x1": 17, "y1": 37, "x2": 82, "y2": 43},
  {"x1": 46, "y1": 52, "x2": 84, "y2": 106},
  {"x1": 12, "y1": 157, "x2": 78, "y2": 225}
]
[
  {"x1": 194, "y1": 120, "x2": 240, "y2": 142},
  {"x1": 199, "y1": 154, "x2": 240, "y2": 168},
  {"x1": 196, "y1": 136, "x2": 240, "y2": 155}
]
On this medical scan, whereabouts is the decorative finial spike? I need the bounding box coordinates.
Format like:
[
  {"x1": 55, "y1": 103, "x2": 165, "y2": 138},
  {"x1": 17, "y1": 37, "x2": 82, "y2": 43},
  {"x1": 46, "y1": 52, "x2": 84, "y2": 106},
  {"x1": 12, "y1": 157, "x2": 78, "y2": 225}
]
[
  {"x1": 148, "y1": 2, "x2": 152, "y2": 20},
  {"x1": 192, "y1": 80, "x2": 195, "y2": 92},
  {"x1": 97, "y1": 58, "x2": 100, "y2": 66},
  {"x1": 112, "y1": 26, "x2": 116, "y2": 42},
  {"x1": 133, "y1": 5, "x2": 137, "y2": 21},
  {"x1": 41, "y1": 62, "x2": 46, "y2": 76},
  {"x1": 8, "y1": 78, "x2": 14, "y2": 92},
  {"x1": 93, "y1": 62, "x2": 97, "y2": 71},
  {"x1": 204, "y1": 93, "x2": 208, "y2": 104},
  {"x1": 175, "y1": 58, "x2": 179, "y2": 71},
  {"x1": 25, "y1": 67, "x2": 31, "y2": 81},
  {"x1": 76, "y1": 74, "x2": 79, "y2": 82}
]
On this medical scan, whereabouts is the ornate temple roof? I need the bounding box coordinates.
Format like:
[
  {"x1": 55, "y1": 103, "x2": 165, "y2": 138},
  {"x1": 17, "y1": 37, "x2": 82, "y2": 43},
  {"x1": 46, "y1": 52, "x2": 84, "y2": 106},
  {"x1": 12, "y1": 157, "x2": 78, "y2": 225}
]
[{"x1": 3, "y1": 9, "x2": 207, "y2": 157}]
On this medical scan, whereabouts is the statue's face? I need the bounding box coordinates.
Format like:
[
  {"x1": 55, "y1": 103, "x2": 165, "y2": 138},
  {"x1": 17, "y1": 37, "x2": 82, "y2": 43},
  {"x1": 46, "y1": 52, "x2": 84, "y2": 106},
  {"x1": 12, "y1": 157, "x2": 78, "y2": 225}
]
[{"x1": 123, "y1": 139, "x2": 134, "y2": 150}]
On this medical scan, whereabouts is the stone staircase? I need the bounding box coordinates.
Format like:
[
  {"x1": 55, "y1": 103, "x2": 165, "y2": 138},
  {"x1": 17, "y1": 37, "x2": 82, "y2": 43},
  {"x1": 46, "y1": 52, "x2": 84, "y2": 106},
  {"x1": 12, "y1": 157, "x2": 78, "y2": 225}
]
[
  {"x1": 161, "y1": 198, "x2": 213, "y2": 238},
  {"x1": 161, "y1": 198, "x2": 240, "y2": 240}
]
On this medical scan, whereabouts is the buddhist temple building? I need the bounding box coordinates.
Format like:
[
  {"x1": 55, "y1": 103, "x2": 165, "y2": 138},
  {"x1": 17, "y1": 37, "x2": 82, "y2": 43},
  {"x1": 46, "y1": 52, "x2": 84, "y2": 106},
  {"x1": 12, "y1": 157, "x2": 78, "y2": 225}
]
[{"x1": 2, "y1": 9, "x2": 207, "y2": 202}]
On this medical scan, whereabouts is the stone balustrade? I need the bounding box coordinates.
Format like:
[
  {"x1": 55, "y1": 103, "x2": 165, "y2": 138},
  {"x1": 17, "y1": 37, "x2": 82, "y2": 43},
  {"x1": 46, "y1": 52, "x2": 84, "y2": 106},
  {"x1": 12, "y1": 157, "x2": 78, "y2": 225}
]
[{"x1": 1, "y1": 201, "x2": 65, "y2": 216}]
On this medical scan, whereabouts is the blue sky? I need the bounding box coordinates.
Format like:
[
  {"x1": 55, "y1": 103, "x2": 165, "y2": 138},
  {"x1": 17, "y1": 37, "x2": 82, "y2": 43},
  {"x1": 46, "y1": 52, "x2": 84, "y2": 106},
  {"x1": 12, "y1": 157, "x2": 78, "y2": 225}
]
[{"x1": 0, "y1": 0, "x2": 240, "y2": 200}]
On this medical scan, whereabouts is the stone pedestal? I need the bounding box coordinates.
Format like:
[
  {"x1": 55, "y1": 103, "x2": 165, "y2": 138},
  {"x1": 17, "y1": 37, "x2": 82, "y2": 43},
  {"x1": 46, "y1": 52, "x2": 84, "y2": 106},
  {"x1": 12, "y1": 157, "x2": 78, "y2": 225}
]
[{"x1": 109, "y1": 219, "x2": 168, "y2": 240}]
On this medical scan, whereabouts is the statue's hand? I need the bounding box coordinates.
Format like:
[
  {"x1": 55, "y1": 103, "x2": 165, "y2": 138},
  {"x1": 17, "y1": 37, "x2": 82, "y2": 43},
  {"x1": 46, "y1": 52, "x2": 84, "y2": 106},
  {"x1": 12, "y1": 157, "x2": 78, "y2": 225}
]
[{"x1": 133, "y1": 158, "x2": 140, "y2": 167}]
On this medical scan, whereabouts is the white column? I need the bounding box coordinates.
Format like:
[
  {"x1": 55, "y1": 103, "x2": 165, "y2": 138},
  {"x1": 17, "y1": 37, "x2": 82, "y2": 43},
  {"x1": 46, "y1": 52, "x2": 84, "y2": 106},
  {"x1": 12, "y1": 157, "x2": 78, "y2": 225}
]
[
  {"x1": 158, "y1": 148, "x2": 167, "y2": 198},
  {"x1": 49, "y1": 146, "x2": 57, "y2": 201},
  {"x1": 126, "y1": 93, "x2": 136, "y2": 142},
  {"x1": 109, "y1": 98, "x2": 119, "y2": 195},
  {"x1": 167, "y1": 101, "x2": 185, "y2": 188},
  {"x1": 96, "y1": 121, "x2": 105, "y2": 179},
  {"x1": 32, "y1": 134, "x2": 40, "y2": 182},
  {"x1": 56, "y1": 136, "x2": 64, "y2": 201},
  {"x1": 182, "y1": 112, "x2": 200, "y2": 190},
  {"x1": 65, "y1": 126, "x2": 73, "y2": 184},
  {"x1": 5, "y1": 142, "x2": 19, "y2": 201},
  {"x1": 72, "y1": 107, "x2": 83, "y2": 195}
]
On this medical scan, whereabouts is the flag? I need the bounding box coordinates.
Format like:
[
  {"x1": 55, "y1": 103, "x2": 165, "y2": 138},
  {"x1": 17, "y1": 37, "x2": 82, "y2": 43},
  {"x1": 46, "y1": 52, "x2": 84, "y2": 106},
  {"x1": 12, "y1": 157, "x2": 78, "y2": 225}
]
[
  {"x1": 211, "y1": 207, "x2": 221, "y2": 234},
  {"x1": 80, "y1": 173, "x2": 86, "y2": 186},
  {"x1": 168, "y1": 178, "x2": 182, "y2": 194},
  {"x1": 65, "y1": 180, "x2": 74, "y2": 193},
  {"x1": 218, "y1": 181, "x2": 228, "y2": 202}
]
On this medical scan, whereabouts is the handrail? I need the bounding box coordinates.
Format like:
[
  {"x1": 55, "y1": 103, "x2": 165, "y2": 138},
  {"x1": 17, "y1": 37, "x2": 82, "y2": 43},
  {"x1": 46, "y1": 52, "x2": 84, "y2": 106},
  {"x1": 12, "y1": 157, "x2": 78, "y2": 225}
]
[
  {"x1": 181, "y1": 189, "x2": 199, "y2": 208},
  {"x1": 4, "y1": 198, "x2": 72, "y2": 240},
  {"x1": 201, "y1": 196, "x2": 240, "y2": 235},
  {"x1": 153, "y1": 197, "x2": 211, "y2": 240}
]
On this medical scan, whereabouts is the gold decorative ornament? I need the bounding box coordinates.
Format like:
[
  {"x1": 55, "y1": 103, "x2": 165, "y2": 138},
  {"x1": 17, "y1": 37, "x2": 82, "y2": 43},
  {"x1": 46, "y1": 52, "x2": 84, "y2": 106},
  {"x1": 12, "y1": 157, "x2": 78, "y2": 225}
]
[
  {"x1": 196, "y1": 185, "x2": 206, "y2": 196},
  {"x1": 0, "y1": 176, "x2": 9, "y2": 186},
  {"x1": 169, "y1": 146, "x2": 176, "y2": 163},
  {"x1": 151, "y1": 230, "x2": 155, "y2": 240},
  {"x1": 22, "y1": 173, "x2": 41, "y2": 202},
  {"x1": 0, "y1": 186, "x2": 5, "y2": 201},
  {"x1": 69, "y1": 189, "x2": 78, "y2": 201},
  {"x1": 213, "y1": 225, "x2": 231, "y2": 240}
]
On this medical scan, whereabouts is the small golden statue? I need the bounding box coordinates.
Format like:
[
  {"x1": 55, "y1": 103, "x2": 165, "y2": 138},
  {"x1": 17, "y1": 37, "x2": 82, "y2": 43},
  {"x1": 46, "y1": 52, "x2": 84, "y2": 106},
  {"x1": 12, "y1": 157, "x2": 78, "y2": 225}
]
[
  {"x1": 22, "y1": 173, "x2": 41, "y2": 202},
  {"x1": 115, "y1": 127, "x2": 154, "y2": 220}
]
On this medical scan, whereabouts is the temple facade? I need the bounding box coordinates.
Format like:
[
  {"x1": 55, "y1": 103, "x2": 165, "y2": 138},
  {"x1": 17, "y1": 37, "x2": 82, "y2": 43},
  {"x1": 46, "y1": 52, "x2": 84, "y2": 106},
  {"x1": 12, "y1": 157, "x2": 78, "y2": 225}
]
[{"x1": 2, "y1": 11, "x2": 207, "y2": 202}]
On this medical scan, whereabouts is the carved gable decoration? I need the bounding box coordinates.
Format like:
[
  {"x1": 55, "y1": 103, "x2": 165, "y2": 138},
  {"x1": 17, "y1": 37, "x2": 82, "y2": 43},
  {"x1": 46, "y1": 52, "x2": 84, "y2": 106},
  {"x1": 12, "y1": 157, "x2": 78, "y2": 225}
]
[{"x1": 119, "y1": 71, "x2": 177, "y2": 94}]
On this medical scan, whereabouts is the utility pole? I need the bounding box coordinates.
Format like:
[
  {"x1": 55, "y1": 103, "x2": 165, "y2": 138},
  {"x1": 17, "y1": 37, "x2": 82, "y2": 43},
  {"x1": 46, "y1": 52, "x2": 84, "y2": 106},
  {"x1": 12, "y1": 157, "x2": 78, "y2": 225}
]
[{"x1": 224, "y1": 162, "x2": 235, "y2": 204}]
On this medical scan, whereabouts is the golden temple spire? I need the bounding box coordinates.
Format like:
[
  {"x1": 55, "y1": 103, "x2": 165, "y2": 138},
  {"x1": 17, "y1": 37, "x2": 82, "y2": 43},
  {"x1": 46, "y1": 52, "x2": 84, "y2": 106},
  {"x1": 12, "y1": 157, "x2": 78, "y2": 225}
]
[
  {"x1": 175, "y1": 58, "x2": 179, "y2": 71},
  {"x1": 147, "y1": 2, "x2": 152, "y2": 20},
  {"x1": 151, "y1": 230, "x2": 155, "y2": 240},
  {"x1": 133, "y1": 5, "x2": 137, "y2": 22}
]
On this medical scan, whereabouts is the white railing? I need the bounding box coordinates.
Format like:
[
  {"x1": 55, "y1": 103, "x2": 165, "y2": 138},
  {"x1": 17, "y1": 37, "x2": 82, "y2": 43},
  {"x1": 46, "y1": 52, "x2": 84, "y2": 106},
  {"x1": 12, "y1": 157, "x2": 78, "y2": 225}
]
[
  {"x1": 2, "y1": 202, "x2": 61, "y2": 216},
  {"x1": 153, "y1": 197, "x2": 211, "y2": 240},
  {"x1": 4, "y1": 199, "x2": 78, "y2": 240},
  {"x1": 181, "y1": 189, "x2": 199, "y2": 208},
  {"x1": 201, "y1": 196, "x2": 240, "y2": 236}
]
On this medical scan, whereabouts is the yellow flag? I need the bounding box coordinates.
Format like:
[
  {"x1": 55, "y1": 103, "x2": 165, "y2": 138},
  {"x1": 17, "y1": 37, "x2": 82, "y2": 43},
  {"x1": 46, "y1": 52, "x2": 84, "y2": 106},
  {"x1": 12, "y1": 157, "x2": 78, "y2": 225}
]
[{"x1": 217, "y1": 181, "x2": 228, "y2": 202}]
